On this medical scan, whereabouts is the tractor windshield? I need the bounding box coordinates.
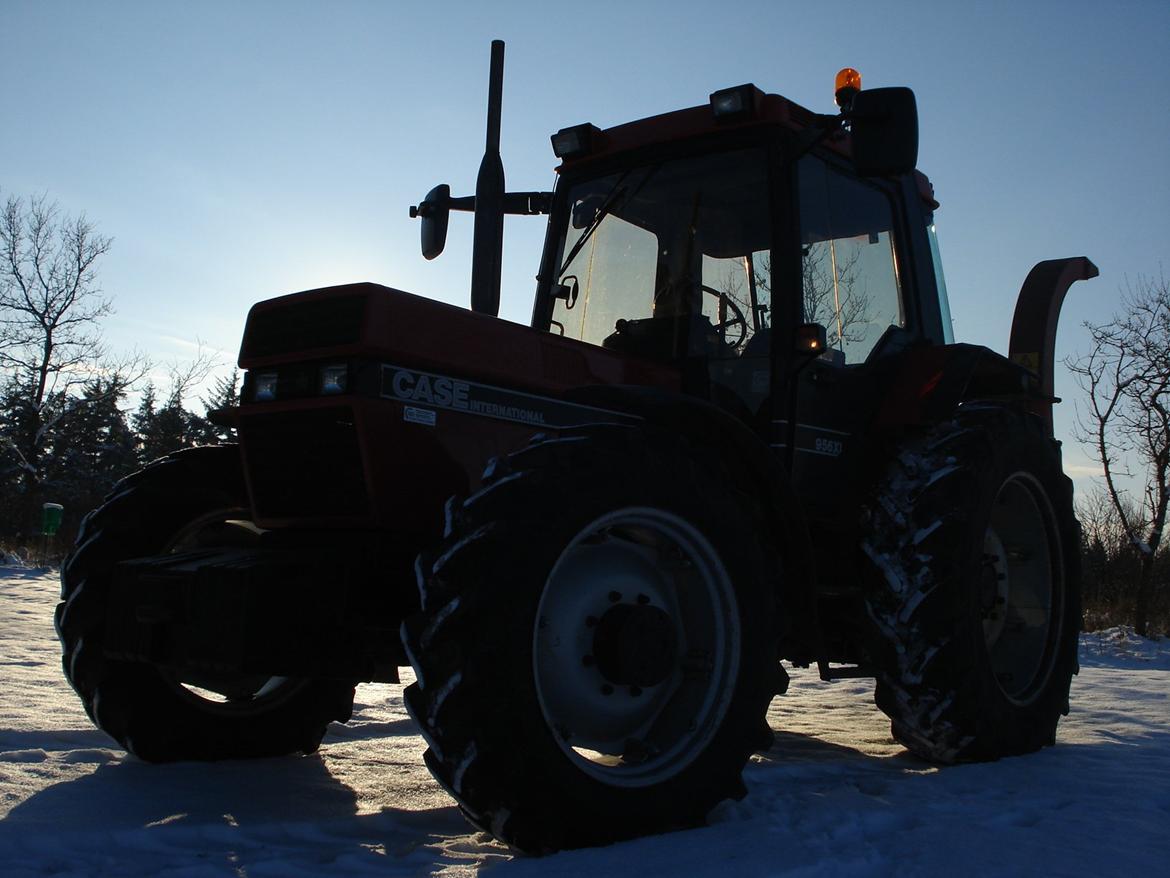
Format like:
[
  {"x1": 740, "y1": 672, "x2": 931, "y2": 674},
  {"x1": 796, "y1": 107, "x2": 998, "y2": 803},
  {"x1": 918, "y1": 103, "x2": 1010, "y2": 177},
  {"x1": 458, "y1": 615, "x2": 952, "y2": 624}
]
[{"x1": 550, "y1": 148, "x2": 773, "y2": 363}]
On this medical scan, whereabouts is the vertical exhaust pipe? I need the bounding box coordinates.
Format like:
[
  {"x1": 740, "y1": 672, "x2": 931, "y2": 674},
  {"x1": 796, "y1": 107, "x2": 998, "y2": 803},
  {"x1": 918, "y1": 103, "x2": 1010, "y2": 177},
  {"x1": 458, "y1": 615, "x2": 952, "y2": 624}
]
[{"x1": 471, "y1": 40, "x2": 506, "y2": 316}]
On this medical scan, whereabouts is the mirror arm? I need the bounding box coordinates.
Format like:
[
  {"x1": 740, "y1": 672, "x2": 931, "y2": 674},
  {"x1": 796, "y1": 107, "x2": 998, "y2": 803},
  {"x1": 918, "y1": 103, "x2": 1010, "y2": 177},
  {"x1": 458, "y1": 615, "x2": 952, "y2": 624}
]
[
  {"x1": 411, "y1": 191, "x2": 550, "y2": 220},
  {"x1": 410, "y1": 194, "x2": 474, "y2": 219},
  {"x1": 502, "y1": 191, "x2": 552, "y2": 215}
]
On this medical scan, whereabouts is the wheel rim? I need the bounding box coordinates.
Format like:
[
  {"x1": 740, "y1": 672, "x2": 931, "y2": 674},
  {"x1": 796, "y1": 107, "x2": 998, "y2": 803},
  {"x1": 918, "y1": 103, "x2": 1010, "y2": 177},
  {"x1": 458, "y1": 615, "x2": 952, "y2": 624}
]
[
  {"x1": 160, "y1": 507, "x2": 303, "y2": 713},
  {"x1": 532, "y1": 507, "x2": 740, "y2": 787},
  {"x1": 981, "y1": 473, "x2": 1063, "y2": 705}
]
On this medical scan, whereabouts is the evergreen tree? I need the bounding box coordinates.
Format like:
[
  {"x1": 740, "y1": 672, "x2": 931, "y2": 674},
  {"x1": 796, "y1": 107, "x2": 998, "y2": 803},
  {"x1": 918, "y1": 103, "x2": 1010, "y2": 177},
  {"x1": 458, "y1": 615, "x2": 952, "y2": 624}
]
[
  {"x1": 194, "y1": 368, "x2": 239, "y2": 444},
  {"x1": 131, "y1": 384, "x2": 158, "y2": 463},
  {"x1": 0, "y1": 379, "x2": 34, "y2": 535},
  {"x1": 134, "y1": 383, "x2": 201, "y2": 464},
  {"x1": 44, "y1": 379, "x2": 137, "y2": 526},
  {"x1": 0, "y1": 376, "x2": 70, "y2": 535}
]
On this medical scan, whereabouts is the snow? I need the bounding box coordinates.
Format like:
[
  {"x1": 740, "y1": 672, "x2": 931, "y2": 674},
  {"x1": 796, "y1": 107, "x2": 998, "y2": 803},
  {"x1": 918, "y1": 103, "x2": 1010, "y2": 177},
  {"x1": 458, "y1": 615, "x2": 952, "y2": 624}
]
[{"x1": 3, "y1": 566, "x2": 1168, "y2": 876}]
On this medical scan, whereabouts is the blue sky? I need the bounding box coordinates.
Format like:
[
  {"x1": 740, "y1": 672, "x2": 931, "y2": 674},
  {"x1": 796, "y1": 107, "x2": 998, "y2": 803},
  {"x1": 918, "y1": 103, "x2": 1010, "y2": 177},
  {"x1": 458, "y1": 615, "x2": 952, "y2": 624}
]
[{"x1": 3, "y1": 0, "x2": 1168, "y2": 484}]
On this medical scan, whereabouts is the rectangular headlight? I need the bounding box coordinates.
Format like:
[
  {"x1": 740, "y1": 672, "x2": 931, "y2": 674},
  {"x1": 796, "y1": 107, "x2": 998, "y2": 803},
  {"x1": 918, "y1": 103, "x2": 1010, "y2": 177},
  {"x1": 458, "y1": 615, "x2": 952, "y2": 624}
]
[
  {"x1": 320, "y1": 363, "x2": 348, "y2": 395},
  {"x1": 253, "y1": 371, "x2": 279, "y2": 401}
]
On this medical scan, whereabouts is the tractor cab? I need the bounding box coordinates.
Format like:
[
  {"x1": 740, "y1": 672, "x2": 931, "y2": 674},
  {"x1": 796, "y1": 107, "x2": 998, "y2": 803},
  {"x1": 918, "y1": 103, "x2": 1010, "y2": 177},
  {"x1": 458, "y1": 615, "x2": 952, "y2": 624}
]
[
  {"x1": 412, "y1": 63, "x2": 940, "y2": 441},
  {"x1": 520, "y1": 77, "x2": 951, "y2": 478}
]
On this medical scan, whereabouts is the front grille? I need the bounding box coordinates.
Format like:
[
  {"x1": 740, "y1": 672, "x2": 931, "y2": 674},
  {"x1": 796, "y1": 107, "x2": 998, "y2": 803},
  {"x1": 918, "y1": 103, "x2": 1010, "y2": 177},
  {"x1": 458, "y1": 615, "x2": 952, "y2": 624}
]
[
  {"x1": 242, "y1": 407, "x2": 369, "y2": 518},
  {"x1": 242, "y1": 294, "x2": 367, "y2": 359}
]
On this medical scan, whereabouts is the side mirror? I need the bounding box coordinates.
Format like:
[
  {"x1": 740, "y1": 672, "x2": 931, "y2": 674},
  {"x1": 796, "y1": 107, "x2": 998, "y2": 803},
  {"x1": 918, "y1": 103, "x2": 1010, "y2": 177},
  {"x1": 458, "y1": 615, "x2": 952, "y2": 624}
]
[
  {"x1": 411, "y1": 184, "x2": 451, "y2": 260},
  {"x1": 849, "y1": 87, "x2": 918, "y2": 177},
  {"x1": 552, "y1": 275, "x2": 580, "y2": 309}
]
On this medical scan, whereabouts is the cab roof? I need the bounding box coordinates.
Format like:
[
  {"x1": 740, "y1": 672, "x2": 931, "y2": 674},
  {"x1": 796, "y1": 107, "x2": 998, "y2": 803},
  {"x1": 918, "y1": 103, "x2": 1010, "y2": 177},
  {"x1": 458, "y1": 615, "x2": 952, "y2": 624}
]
[
  {"x1": 554, "y1": 87, "x2": 938, "y2": 209},
  {"x1": 554, "y1": 90, "x2": 844, "y2": 171}
]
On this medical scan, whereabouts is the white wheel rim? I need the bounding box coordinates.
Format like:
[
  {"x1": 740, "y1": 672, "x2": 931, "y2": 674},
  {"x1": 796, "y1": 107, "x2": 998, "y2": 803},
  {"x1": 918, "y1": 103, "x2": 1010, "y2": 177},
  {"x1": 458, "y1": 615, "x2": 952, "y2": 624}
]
[{"x1": 532, "y1": 507, "x2": 740, "y2": 787}]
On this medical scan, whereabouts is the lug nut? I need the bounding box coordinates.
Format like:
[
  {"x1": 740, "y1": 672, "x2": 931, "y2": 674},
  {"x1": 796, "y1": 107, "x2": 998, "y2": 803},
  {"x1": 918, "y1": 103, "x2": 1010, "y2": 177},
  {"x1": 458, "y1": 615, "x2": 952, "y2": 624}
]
[{"x1": 636, "y1": 594, "x2": 650, "y2": 605}]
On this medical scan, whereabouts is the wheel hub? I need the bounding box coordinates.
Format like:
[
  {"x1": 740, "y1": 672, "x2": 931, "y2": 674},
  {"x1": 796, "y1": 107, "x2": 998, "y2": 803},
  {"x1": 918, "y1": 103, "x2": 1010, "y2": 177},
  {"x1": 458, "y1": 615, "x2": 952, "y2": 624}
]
[
  {"x1": 592, "y1": 602, "x2": 678, "y2": 688},
  {"x1": 981, "y1": 529, "x2": 1010, "y2": 648}
]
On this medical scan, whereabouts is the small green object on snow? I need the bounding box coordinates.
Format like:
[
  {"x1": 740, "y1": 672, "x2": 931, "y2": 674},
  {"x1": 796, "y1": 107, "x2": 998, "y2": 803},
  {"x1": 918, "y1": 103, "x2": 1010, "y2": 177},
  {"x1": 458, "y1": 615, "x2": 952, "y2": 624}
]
[{"x1": 42, "y1": 503, "x2": 63, "y2": 537}]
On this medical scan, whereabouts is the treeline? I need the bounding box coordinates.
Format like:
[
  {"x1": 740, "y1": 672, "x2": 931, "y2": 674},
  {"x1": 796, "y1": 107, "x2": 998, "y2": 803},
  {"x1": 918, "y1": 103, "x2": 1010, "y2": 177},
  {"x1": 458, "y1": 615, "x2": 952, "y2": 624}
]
[
  {"x1": 0, "y1": 372, "x2": 238, "y2": 551},
  {"x1": 1079, "y1": 488, "x2": 1170, "y2": 636},
  {"x1": 0, "y1": 191, "x2": 242, "y2": 556}
]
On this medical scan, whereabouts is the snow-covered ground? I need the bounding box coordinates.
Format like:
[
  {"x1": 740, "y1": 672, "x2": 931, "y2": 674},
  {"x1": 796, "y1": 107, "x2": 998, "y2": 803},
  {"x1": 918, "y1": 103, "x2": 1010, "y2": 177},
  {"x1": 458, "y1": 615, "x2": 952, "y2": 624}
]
[{"x1": 2, "y1": 566, "x2": 1168, "y2": 877}]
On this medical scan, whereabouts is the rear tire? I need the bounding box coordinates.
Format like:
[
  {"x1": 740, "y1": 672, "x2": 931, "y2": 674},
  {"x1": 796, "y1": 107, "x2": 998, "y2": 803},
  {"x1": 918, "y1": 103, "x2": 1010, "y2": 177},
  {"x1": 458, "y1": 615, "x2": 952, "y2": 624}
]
[
  {"x1": 862, "y1": 405, "x2": 1080, "y2": 762},
  {"x1": 56, "y1": 445, "x2": 355, "y2": 762},
  {"x1": 401, "y1": 426, "x2": 776, "y2": 852}
]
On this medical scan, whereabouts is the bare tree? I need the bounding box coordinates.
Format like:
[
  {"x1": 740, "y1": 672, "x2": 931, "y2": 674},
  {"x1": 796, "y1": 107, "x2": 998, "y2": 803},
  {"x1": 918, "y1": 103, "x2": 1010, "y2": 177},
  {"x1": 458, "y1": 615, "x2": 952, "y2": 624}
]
[
  {"x1": 800, "y1": 241, "x2": 870, "y2": 351},
  {"x1": 1068, "y1": 270, "x2": 1170, "y2": 636},
  {"x1": 1, "y1": 194, "x2": 112, "y2": 394},
  {"x1": 0, "y1": 192, "x2": 142, "y2": 525},
  {"x1": 1077, "y1": 484, "x2": 1137, "y2": 558},
  {"x1": 707, "y1": 246, "x2": 871, "y2": 353},
  {"x1": 1076, "y1": 485, "x2": 1147, "y2": 629},
  {"x1": 164, "y1": 343, "x2": 219, "y2": 403}
]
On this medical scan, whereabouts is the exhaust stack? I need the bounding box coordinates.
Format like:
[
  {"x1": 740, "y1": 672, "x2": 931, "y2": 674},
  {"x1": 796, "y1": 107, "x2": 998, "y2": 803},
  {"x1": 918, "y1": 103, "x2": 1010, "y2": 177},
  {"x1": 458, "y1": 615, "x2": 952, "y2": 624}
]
[{"x1": 470, "y1": 40, "x2": 506, "y2": 317}]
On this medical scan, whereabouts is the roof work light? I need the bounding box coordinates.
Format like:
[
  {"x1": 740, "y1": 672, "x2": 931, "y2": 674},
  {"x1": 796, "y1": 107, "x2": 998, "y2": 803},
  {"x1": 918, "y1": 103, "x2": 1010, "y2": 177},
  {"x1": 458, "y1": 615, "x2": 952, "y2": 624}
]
[
  {"x1": 551, "y1": 123, "x2": 601, "y2": 159},
  {"x1": 709, "y1": 84, "x2": 762, "y2": 122}
]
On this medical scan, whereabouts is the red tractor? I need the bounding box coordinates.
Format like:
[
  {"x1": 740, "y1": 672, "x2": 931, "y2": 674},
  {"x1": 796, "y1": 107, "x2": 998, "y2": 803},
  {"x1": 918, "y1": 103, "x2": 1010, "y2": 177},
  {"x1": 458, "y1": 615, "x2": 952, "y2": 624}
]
[{"x1": 57, "y1": 43, "x2": 1095, "y2": 852}]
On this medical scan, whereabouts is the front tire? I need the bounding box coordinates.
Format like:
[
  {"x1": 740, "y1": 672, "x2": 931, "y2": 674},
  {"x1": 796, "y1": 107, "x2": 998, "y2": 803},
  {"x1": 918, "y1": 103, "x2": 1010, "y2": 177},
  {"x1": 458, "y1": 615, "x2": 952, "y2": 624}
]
[
  {"x1": 56, "y1": 445, "x2": 356, "y2": 762},
  {"x1": 862, "y1": 405, "x2": 1080, "y2": 762},
  {"x1": 401, "y1": 426, "x2": 776, "y2": 852}
]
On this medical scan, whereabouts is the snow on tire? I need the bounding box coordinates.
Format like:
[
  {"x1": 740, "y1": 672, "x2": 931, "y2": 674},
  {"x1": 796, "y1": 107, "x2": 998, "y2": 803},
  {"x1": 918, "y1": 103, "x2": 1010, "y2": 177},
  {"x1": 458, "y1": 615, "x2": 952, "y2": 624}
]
[{"x1": 862, "y1": 405, "x2": 1081, "y2": 763}]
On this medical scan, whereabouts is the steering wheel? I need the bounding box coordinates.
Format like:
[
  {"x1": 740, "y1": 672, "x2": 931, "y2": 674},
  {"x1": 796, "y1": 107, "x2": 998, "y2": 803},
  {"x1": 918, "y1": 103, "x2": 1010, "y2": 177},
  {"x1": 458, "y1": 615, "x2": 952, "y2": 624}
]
[{"x1": 700, "y1": 285, "x2": 748, "y2": 350}]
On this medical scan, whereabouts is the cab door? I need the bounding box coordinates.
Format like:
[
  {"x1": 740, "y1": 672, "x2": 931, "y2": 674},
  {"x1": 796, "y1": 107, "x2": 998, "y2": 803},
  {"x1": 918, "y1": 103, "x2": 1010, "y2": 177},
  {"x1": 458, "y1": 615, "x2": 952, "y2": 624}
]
[{"x1": 782, "y1": 154, "x2": 915, "y2": 525}]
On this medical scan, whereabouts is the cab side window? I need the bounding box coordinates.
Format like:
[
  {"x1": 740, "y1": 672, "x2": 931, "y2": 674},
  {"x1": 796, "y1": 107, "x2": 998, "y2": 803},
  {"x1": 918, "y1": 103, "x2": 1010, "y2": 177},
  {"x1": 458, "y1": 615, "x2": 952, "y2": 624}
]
[{"x1": 798, "y1": 157, "x2": 905, "y2": 364}]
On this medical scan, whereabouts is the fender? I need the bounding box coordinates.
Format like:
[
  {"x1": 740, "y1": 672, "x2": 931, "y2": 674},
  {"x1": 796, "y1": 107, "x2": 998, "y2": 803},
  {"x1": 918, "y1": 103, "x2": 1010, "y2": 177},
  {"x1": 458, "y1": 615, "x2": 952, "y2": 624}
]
[
  {"x1": 565, "y1": 383, "x2": 820, "y2": 654},
  {"x1": 871, "y1": 342, "x2": 1047, "y2": 435},
  {"x1": 868, "y1": 257, "x2": 1097, "y2": 438},
  {"x1": 1009, "y1": 256, "x2": 1099, "y2": 436}
]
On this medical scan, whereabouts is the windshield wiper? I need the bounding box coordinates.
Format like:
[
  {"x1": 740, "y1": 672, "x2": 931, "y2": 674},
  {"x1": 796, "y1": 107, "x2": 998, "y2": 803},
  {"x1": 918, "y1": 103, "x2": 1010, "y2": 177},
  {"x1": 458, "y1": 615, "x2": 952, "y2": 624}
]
[
  {"x1": 557, "y1": 164, "x2": 662, "y2": 279},
  {"x1": 557, "y1": 172, "x2": 632, "y2": 279}
]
